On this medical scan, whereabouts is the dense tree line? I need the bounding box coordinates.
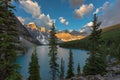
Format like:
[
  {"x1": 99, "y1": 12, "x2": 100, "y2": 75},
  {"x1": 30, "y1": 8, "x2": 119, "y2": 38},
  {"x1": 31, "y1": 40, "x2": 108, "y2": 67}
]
[{"x1": 0, "y1": 0, "x2": 22, "y2": 80}]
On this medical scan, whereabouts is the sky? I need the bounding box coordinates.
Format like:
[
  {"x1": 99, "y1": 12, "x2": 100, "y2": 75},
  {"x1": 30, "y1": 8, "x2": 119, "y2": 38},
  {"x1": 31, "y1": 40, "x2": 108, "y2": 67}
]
[{"x1": 12, "y1": 0, "x2": 120, "y2": 32}]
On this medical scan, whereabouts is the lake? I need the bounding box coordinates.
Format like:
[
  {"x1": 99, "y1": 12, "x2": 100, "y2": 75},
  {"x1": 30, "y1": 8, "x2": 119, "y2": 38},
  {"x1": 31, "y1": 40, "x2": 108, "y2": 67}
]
[{"x1": 17, "y1": 46, "x2": 89, "y2": 80}]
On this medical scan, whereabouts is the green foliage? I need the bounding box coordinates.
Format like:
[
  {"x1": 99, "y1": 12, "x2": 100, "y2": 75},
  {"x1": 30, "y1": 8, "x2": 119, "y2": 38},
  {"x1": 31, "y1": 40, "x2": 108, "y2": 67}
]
[
  {"x1": 66, "y1": 49, "x2": 74, "y2": 79},
  {"x1": 0, "y1": 60, "x2": 22, "y2": 80},
  {"x1": 59, "y1": 24, "x2": 120, "y2": 51},
  {"x1": 59, "y1": 37, "x2": 90, "y2": 50},
  {"x1": 115, "y1": 70, "x2": 120, "y2": 75},
  {"x1": 115, "y1": 44, "x2": 120, "y2": 63},
  {"x1": 83, "y1": 14, "x2": 107, "y2": 75},
  {"x1": 60, "y1": 58, "x2": 65, "y2": 80},
  {"x1": 77, "y1": 63, "x2": 81, "y2": 76},
  {"x1": 83, "y1": 53, "x2": 107, "y2": 75},
  {"x1": 0, "y1": 0, "x2": 21, "y2": 80},
  {"x1": 28, "y1": 48, "x2": 41, "y2": 80},
  {"x1": 48, "y1": 24, "x2": 59, "y2": 80}
]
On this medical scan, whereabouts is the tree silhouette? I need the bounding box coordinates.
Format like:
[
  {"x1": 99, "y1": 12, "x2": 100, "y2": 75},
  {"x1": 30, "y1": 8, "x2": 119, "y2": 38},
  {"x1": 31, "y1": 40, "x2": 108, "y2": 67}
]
[
  {"x1": 60, "y1": 58, "x2": 65, "y2": 80},
  {"x1": 66, "y1": 48, "x2": 74, "y2": 79},
  {"x1": 48, "y1": 23, "x2": 59, "y2": 80},
  {"x1": 0, "y1": 0, "x2": 21, "y2": 80},
  {"x1": 83, "y1": 14, "x2": 107, "y2": 75},
  {"x1": 77, "y1": 63, "x2": 81, "y2": 76},
  {"x1": 28, "y1": 48, "x2": 41, "y2": 80}
]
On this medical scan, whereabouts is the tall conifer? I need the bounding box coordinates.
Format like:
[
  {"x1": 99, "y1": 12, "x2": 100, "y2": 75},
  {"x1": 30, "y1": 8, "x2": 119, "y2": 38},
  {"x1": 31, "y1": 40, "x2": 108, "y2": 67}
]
[
  {"x1": 0, "y1": 0, "x2": 21, "y2": 80},
  {"x1": 66, "y1": 49, "x2": 74, "y2": 79},
  {"x1": 28, "y1": 48, "x2": 41, "y2": 80},
  {"x1": 48, "y1": 23, "x2": 59, "y2": 80},
  {"x1": 77, "y1": 63, "x2": 81, "y2": 76},
  {"x1": 60, "y1": 58, "x2": 65, "y2": 80},
  {"x1": 83, "y1": 14, "x2": 107, "y2": 75}
]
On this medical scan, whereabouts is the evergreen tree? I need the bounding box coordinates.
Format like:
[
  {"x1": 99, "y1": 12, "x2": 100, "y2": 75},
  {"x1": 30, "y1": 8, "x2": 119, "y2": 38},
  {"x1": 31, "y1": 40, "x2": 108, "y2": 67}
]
[
  {"x1": 48, "y1": 23, "x2": 59, "y2": 80},
  {"x1": 83, "y1": 14, "x2": 107, "y2": 75},
  {"x1": 28, "y1": 48, "x2": 41, "y2": 80},
  {"x1": 0, "y1": 0, "x2": 21, "y2": 80},
  {"x1": 115, "y1": 44, "x2": 120, "y2": 63},
  {"x1": 60, "y1": 58, "x2": 65, "y2": 80},
  {"x1": 77, "y1": 63, "x2": 81, "y2": 76},
  {"x1": 66, "y1": 49, "x2": 74, "y2": 79}
]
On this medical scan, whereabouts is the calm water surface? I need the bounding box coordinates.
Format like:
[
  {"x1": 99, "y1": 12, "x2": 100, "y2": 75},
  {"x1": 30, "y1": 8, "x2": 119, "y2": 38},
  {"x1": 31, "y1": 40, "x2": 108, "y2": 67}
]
[{"x1": 17, "y1": 46, "x2": 88, "y2": 80}]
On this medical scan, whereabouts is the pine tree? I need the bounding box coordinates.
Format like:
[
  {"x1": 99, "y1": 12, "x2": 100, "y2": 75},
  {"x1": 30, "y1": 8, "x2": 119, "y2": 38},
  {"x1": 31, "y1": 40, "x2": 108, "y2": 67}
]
[
  {"x1": 60, "y1": 58, "x2": 65, "y2": 80},
  {"x1": 28, "y1": 48, "x2": 41, "y2": 80},
  {"x1": 115, "y1": 44, "x2": 120, "y2": 63},
  {"x1": 0, "y1": 0, "x2": 21, "y2": 80},
  {"x1": 48, "y1": 23, "x2": 59, "y2": 80},
  {"x1": 77, "y1": 63, "x2": 81, "y2": 76},
  {"x1": 66, "y1": 49, "x2": 74, "y2": 79},
  {"x1": 83, "y1": 14, "x2": 107, "y2": 75}
]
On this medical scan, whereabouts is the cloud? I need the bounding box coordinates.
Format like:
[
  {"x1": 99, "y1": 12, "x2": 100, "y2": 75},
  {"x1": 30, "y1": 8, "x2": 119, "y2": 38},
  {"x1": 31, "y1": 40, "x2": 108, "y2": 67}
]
[
  {"x1": 17, "y1": 16, "x2": 25, "y2": 25},
  {"x1": 83, "y1": 21, "x2": 93, "y2": 29},
  {"x1": 65, "y1": 21, "x2": 69, "y2": 26},
  {"x1": 80, "y1": 21, "x2": 93, "y2": 33},
  {"x1": 35, "y1": 14, "x2": 54, "y2": 29},
  {"x1": 18, "y1": 0, "x2": 54, "y2": 28},
  {"x1": 93, "y1": 2, "x2": 110, "y2": 14},
  {"x1": 80, "y1": 29, "x2": 85, "y2": 33},
  {"x1": 74, "y1": 4, "x2": 94, "y2": 18},
  {"x1": 80, "y1": 0, "x2": 120, "y2": 33},
  {"x1": 87, "y1": 22, "x2": 93, "y2": 27},
  {"x1": 59, "y1": 17, "x2": 66, "y2": 23},
  {"x1": 98, "y1": 0, "x2": 120, "y2": 28},
  {"x1": 69, "y1": 0, "x2": 84, "y2": 7},
  {"x1": 59, "y1": 17, "x2": 69, "y2": 26},
  {"x1": 19, "y1": 0, "x2": 41, "y2": 18}
]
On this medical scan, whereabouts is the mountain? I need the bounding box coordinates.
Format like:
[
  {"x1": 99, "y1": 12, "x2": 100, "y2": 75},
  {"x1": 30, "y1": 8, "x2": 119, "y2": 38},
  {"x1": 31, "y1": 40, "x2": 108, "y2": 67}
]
[
  {"x1": 39, "y1": 27, "x2": 46, "y2": 32},
  {"x1": 14, "y1": 15, "x2": 40, "y2": 44},
  {"x1": 26, "y1": 23, "x2": 49, "y2": 44},
  {"x1": 18, "y1": 21, "x2": 89, "y2": 44},
  {"x1": 26, "y1": 22, "x2": 38, "y2": 30},
  {"x1": 56, "y1": 30, "x2": 88, "y2": 42},
  {"x1": 59, "y1": 24, "x2": 120, "y2": 49},
  {"x1": 70, "y1": 30, "x2": 82, "y2": 35}
]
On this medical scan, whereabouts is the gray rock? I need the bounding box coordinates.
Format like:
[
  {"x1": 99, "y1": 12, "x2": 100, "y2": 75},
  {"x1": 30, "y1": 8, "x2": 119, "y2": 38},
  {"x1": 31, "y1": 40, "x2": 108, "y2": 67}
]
[
  {"x1": 94, "y1": 75, "x2": 104, "y2": 80},
  {"x1": 78, "y1": 76, "x2": 87, "y2": 80},
  {"x1": 70, "y1": 76, "x2": 87, "y2": 80}
]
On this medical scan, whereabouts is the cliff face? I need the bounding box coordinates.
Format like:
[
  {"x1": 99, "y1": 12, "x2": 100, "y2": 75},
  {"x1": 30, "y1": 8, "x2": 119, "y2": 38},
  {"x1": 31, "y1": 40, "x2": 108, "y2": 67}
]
[
  {"x1": 26, "y1": 22, "x2": 38, "y2": 30},
  {"x1": 13, "y1": 15, "x2": 40, "y2": 44},
  {"x1": 26, "y1": 23, "x2": 49, "y2": 44},
  {"x1": 56, "y1": 30, "x2": 87, "y2": 42}
]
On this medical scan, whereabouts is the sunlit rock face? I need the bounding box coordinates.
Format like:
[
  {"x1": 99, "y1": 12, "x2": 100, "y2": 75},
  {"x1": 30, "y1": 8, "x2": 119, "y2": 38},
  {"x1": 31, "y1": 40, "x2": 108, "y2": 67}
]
[
  {"x1": 25, "y1": 23, "x2": 49, "y2": 44},
  {"x1": 55, "y1": 30, "x2": 87, "y2": 42},
  {"x1": 27, "y1": 22, "x2": 38, "y2": 30},
  {"x1": 25, "y1": 22, "x2": 87, "y2": 43},
  {"x1": 39, "y1": 27, "x2": 46, "y2": 33}
]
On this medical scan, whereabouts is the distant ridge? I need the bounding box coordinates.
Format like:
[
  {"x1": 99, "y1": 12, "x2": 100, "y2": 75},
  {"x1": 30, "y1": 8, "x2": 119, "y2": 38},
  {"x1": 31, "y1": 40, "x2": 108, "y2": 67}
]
[
  {"x1": 103, "y1": 24, "x2": 120, "y2": 32},
  {"x1": 59, "y1": 23, "x2": 120, "y2": 49}
]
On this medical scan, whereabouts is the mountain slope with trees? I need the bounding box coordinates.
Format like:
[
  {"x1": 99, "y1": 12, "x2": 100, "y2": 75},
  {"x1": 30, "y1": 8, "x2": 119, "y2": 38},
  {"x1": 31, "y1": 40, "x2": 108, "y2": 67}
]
[{"x1": 59, "y1": 24, "x2": 120, "y2": 50}]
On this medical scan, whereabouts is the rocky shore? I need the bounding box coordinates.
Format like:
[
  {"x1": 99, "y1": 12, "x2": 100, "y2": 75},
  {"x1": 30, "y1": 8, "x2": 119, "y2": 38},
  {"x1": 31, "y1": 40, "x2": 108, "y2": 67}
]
[{"x1": 69, "y1": 64, "x2": 120, "y2": 80}]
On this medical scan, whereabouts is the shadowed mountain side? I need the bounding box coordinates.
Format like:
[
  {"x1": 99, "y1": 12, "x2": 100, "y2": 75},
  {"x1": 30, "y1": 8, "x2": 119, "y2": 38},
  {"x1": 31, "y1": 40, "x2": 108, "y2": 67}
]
[{"x1": 13, "y1": 15, "x2": 41, "y2": 45}]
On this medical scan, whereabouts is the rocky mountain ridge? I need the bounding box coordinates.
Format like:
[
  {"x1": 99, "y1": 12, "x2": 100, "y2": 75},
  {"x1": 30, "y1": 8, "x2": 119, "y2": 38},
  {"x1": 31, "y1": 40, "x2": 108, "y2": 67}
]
[{"x1": 25, "y1": 22, "x2": 88, "y2": 43}]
